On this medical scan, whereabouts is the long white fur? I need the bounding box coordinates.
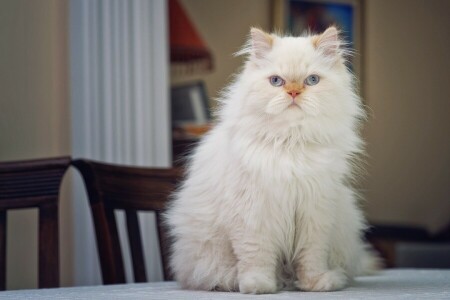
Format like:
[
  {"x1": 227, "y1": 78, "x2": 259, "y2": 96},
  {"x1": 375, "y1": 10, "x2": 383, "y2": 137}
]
[{"x1": 164, "y1": 27, "x2": 379, "y2": 294}]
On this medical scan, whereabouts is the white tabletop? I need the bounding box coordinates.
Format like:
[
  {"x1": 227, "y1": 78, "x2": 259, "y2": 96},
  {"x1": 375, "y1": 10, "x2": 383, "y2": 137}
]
[{"x1": 1, "y1": 269, "x2": 449, "y2": 299}]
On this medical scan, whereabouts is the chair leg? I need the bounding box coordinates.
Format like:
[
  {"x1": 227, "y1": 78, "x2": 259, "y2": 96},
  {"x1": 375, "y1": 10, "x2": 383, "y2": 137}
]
[
  {"x1": 0, "y1": 211, "x2": 7, "y2": 290},
  {"x1": 126, "y1": 210, "x2": 147, "y2": 283},
  {"x1": 39, "y1": 202, "x2": 59, "y2": 288},
  {"x1": 92, "y1": 202, "x2": 126, "y2": 284}
]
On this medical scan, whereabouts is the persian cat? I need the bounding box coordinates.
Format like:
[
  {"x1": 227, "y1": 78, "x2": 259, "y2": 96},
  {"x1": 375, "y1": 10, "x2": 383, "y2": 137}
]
[{"x1": 165, "y1": 27, "x2": 379, "y2": 294}]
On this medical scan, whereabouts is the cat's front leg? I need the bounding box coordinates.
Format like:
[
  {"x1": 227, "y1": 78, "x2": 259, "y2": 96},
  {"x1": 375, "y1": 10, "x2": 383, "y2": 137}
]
[
  {"x1": 232, "y1": 234, "x2": 279, "y2": 294},
  {"x1": 296, "y1": 249, "x2": 347, "y2": 292},
  {"x1": 295, "y1": 217, "x2": 348, "y2": 291}
]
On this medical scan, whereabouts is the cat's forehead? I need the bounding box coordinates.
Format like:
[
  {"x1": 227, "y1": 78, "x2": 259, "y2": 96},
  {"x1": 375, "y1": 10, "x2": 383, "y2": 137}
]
[
  {"x1": 272, "y1": 37, "x2": 315, "y2": 59},
  {"x1": 268, "y1": 36, "x2": 317, "y2": 76}
]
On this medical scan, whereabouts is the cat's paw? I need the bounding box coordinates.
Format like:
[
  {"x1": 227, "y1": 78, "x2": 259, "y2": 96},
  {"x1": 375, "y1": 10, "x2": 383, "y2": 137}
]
[
  {"x1": 296, "y1": 268, "x2": 347, "y2": 292},
  {"x1": 239, "y1": 272, "x2": 278, "y2": 294}
]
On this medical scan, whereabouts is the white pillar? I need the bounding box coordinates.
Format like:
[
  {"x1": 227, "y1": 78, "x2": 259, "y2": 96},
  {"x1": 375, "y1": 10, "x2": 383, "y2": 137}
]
[{"x1": 69, "y1": 0, "x2": 170, "y2": 285}]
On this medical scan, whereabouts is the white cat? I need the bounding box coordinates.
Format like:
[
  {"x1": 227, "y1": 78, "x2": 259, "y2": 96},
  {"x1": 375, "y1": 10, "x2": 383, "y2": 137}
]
[{"x1": 165, "y1": 27, "x2": 379, "y2": 294}]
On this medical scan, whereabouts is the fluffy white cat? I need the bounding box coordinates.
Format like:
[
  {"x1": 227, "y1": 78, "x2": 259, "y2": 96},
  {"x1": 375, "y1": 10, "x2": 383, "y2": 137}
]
[{"x1": 165, "y1": 27, "x2": 379, "y2": 294}]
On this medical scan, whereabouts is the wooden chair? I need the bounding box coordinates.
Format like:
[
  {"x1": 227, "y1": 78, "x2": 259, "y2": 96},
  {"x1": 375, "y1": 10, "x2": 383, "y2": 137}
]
[
  {"x1": 0, "y1": 156, "x2": 71, "y2": 290},
  {"x1": 72, "y1": 159, "x2": 181, "y2": 284}
]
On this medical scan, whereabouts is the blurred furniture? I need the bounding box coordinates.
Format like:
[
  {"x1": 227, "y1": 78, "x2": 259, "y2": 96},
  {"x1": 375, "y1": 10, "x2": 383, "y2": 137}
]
[
  {"x1": 170, "y1": 80, "x2": 211, "y2": 167},
  {"x1": 72, "y1": 159, "x2": 181, "y2": 284},
  {"x1": 0, "y1": 156, "x2": 71, "y2": 290},
  {"x1": 2, "y1": 269, "x2": 450, "y2": 299},
  {"x1": 172, "y1": 124, "x2": 210, "y2": 166},
  {"x1": 366, "y1": 223, "x2": 450, "y2": 268},
  {"x1": 169, "y1": 0, "x2": 213, "y2": 74},
  {"x1": 172, "y1": 136, "x2": 199, "y2": 167}
]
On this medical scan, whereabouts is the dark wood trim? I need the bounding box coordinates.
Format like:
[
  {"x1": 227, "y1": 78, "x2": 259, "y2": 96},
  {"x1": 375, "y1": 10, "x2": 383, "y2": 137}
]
[
  {"x1": 38, "y1": 202, "x2": 59, "y2": 288},
  {"x1": 0, "y1": 156, "x2": 70, "y2": 290},
  {"x1": 92, "y1": 202, "x2": 126, "y2": 284},
  {"x1": 0, "y1": 211, "x2": 6, "y2": 290},
  {"x1": 365, "y1": 223, "x2": 450, "y2": 268},
  {"x1": 126, "y1": 210, "x2": 147, "y2": 282},
  {"x1": 0, "y1": 196, "x2": 57, "y2": 210},
  {"x1": 73, "y1": 159, "x2": 181, "y2": 284},
  {"x1": 0, "y1": 157, "x2": 72, "y2": 173}
]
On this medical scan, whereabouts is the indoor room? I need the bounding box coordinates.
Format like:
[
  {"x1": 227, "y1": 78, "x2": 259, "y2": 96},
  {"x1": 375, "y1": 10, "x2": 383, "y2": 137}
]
[{"x1": 0, "y1": 0, "x2": 449, "y2": 298}]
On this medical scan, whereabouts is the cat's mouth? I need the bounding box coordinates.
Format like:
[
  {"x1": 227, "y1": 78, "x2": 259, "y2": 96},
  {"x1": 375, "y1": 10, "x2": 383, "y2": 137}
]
[{"x1": 288, "y1": 100, "x2": 300, "y2": 109}]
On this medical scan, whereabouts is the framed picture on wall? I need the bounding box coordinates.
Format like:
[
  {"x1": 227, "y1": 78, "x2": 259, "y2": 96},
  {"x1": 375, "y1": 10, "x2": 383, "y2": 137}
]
[{"x1": 272, "y1": 0, "x2": 363, "y2": 78}]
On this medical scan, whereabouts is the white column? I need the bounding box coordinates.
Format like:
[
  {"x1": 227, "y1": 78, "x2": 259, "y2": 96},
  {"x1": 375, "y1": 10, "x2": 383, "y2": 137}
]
[{"x1": 69, "y1": 0, "x2": 170, "y2": 285}]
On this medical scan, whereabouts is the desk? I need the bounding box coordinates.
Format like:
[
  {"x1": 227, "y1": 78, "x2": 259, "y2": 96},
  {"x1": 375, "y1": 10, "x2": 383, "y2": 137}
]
[{"x1": 1, "y1": 269, "x2": 449, "y2": 299}]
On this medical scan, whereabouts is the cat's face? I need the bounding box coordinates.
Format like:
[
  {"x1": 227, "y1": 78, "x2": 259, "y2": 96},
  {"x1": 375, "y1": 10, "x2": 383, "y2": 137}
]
[{"x1": 238, "y1": 27, "x2": 357, "y2": 128}]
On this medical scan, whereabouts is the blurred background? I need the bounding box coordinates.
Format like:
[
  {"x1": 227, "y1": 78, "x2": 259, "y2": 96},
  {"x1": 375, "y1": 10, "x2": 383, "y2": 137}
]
[{"x1": 0, "y1": 0, "x2": 449, "y2": 290}]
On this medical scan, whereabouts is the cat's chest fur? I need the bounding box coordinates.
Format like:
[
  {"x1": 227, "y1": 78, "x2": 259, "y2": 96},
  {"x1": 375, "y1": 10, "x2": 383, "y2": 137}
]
[
  {"x1": 228, "y1": 128, "x2": 348, "y2": 182},
  {"x1": 227, "y1": 131, "x2": 346, "y2": 258}
]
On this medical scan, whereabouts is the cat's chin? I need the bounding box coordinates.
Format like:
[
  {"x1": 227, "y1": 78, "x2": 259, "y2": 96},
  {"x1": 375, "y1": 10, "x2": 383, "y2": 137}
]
[
  {"x1": 287, "y1": 103, "x2": 301, "y2": 109},
  {"x1": 281, "y1": 105, "x2": 304, "y2": 120},
  {"x1": 268, "y1": 102, "x2": 303, "y2": 115},
  {"x1": 264, "y1": 107, "x2": 305, "y2": 130}
]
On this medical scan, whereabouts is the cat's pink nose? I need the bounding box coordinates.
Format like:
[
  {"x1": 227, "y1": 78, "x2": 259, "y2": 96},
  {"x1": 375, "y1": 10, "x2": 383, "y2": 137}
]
[{"x1": 287, "y1": 90, "x2": 300, "y2": 99}]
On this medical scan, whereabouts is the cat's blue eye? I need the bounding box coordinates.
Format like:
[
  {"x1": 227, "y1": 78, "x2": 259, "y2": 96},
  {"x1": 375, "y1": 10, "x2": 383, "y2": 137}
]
[
  {"x1": 304, "y1": 74, "x2": 320, "y2": 86},
  {"x1": 269, "y1": 75, "x2": 285, "y2": 87}
]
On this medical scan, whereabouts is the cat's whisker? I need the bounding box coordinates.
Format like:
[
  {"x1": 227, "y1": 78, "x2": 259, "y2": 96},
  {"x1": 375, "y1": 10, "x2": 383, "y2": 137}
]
[
  {"x1": 265, "y1": 95, "x2": 291, "y2": 115},
  {"x1": 299, "y1": 96, "x2": 321, "y2": 116}
]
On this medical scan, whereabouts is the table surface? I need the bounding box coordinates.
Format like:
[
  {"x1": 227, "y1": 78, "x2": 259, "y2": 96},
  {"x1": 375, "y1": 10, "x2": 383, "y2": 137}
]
[{"x1": 1, "y1": 269, "x2": 449, "y2": 299}]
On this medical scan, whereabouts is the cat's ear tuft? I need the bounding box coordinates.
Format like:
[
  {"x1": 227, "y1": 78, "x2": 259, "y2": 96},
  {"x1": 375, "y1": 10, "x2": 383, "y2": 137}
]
[
  {"x1": 314, "y1": 26, "x2": 340, "y2": 59},
  {"x1": 250, "y1": 28, "x2": 273, "y2": 60}
]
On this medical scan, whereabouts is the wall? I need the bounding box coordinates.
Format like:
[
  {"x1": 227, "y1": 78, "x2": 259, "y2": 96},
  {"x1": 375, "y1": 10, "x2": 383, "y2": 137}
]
[
  {"x1": 362, "y1": 0, "x2": 450, "y2": 232},
  {"x1": 172, "y1": 0, "x2": 272, "y2": 108},
  {"x1": 0, "y1": 0, "x2": 72, "y2": 289}
]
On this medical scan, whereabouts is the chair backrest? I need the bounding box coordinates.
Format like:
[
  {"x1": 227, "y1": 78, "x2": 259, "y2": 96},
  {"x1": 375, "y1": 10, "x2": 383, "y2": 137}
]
[
  {"x1": 72, "y1": 159, "x2": 181, "y2": 284},
  {"x1": 0, "y1": 156, "x2": 70, "y2": 290}
]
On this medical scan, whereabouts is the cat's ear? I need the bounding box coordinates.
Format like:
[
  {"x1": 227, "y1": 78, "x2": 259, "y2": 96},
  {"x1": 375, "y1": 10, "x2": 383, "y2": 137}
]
[
  {"x1": 250, "y1": 28, "x2": 273, "y2": 60},
  {"x1": 313, "y1": 26, "x2": 341, "y2": 60}
]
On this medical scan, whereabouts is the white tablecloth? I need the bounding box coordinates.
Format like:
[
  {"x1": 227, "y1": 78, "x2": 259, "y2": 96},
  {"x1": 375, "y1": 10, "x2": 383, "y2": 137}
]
[{"x1": 1, "y1": 269, "x2": 449, "y2": 299}]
